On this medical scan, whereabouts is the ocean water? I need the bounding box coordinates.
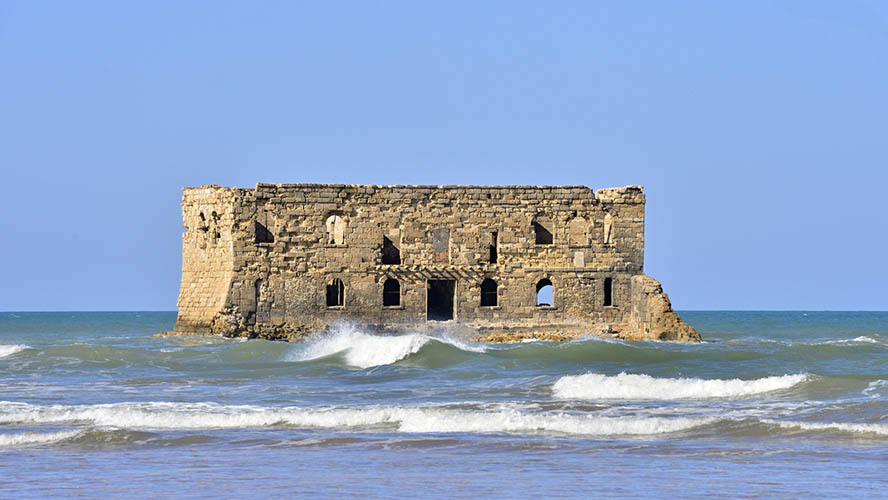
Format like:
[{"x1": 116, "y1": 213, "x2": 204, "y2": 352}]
[{"x1": 1, "y1": 312, "x2": 886, "y2": 499}]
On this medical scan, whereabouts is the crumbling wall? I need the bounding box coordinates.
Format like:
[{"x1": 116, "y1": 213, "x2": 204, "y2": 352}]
[{"x1": 628, "y1": 275, "x2": 700, "y2": 341}]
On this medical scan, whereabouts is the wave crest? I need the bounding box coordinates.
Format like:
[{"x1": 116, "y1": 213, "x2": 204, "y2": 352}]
[
  {"x1": 0, "y1": 344, "x2": 29, "y2": 359},
  {"x1": 0, "y1": 430, "x2": 81, "y2": 447},
  {"x1": 816, "y1": 335, "x2": 884, "y2": 346},
  {"x1": 288, "y1": 325, "x2": 484, "y2": 368},
  {"x1": 0, "y1": 401, "x2": 707, "y2": 436},
  {"x1": 553, "y1": 372, "x2": 809, "y2": 400},
  {"x1": 764, "y1": 419, "x2": 888, "y2": 436}
]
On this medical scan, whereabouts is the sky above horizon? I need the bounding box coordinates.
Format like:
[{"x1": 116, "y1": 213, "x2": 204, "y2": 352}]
[{"x1": 1, "y1": 1, "x2": 886, "y2": 311}]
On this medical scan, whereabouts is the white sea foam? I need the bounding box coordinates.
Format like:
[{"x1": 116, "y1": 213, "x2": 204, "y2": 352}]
[
  {"x1": 862, "y1": 379, "x2": 888, "y2": 398},
  {"x1": 764, "y1": 419, "x2": 888, "y2": 436},
  {"x1": 553, "y1": 372, "x2": 809, "y2": 400},
  {"x1": 289, "y1": 324, "x2": 484, "y2": 368},
  {"x1": 0, "y1": 430, "x2": 81, "y2": 447},
  {"x1": 0, "y1": 401, "x2": 708, "y2": 436},
  {"x1": 0, "y1": 344, "x2": 28, "y2": 358},
  {"x1": 818, "y1": 336, "x2": 882, "y2": 346}
]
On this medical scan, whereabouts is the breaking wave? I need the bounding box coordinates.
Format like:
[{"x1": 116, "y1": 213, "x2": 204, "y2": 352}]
[
  {"x1": 817, "y1": 335, "x2": 884, "y2": 346},
  {"x1": 0, "y1": 430, "x2": 81, "y2": 447},
  {"x1": 0, "y1": 344, "x2": 29, "y2": 358},
  {"x1": 764, "y1": 419, "x2": 888, "y2": 436},
  {"x1": 862, "y1": 380, "x2": 888, "y2": 398},
  {"x1": 289, "y1": 325, "x2": 485, "y2": 368},
  {"x1": 552, "y1": 373, "x2": 809, "y2": 400},
  {"x1": 0, "y1": 401, "x2": 708, "y2": 436}
]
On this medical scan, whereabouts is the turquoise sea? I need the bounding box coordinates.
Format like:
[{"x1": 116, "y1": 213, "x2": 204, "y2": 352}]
[{"x1": 1, "y1": 311, "x2": 886, "y2": 499}]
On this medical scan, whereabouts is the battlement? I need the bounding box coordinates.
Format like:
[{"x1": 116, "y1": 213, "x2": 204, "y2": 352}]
[{"x1": 172, "y1": 183, "x2": 698, "y2": 342}]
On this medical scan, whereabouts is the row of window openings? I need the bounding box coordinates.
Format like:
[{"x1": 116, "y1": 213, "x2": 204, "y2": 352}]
[
  {"x1": 325, "y1": 277, "x2": 615, "y2": 308},
  {"x1": 323, "y1": 214, "x2": 584, "y2": 247},
  {"x1": 383, "y1": 234, "x2": 496, "y2": 266},
  {"x1": 258, "y1": 219, "x2": 568, "y2": 254}
]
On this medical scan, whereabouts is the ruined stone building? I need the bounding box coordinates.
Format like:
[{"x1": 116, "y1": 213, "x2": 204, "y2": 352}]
[{"x1": 172, "y1": 184, "x2": 699, "y2": 342}]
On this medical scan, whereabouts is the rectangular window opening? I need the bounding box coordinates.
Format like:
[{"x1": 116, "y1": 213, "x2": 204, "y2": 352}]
[
  {"x1": 427, "y1": 280, "x2": 455, "y2": 321},
  {"x1": 255, "y1": 221, "x2": 274, "y2": 244},
  {"x1": 534, "y1": 222, "x2": 552, "y2": 245},
  {"x1": 604, "y1": 277, "x2": 613, "y2": 307}
]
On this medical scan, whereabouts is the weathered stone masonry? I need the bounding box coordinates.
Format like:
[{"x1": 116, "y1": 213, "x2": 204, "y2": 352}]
[{"x1": 173, "y1": 184, "x2": 700, "y2": 342}]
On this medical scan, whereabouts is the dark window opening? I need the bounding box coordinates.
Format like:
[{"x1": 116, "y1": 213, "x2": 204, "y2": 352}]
[
  {"x1": 326, "y1": 279, "x2": 344, "y2": 307},
  {"x1": 604, "y1": 277, "x2": 613, "y2": 306},
  {"x1": 383, "y1": 278, "x2": 400, "y2": 307},
  {"x1": 480, "y1": 278, "x2": 498, "y2": 307},
  {"x1": 489, "y1": 231, "x2": 498, "y2": 264},
  {"x1": 382, "y1": 236, "x2": 401, "y2": 265},
  {"x1": 427, "y1": 280, "x2": 455, "y2": 321},
  {"x1": 534, "y1": 222, "x2": 553, "y2": 245},
  {"x1": 536, "y1": 279, "x2": 553, "y2": 306},
  {"x1": 255, "y1": 221, "x2": 274, "y2": 243}
]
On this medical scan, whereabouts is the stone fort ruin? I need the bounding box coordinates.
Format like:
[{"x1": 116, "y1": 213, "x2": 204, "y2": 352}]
[{"x1": 172, "y1": 184, "x2": 699, "y2": 342}]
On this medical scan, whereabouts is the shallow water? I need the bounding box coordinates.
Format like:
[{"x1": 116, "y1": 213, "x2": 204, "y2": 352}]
[{"x1": 1, "y1": 311, "x2": 886, "y2": 498}]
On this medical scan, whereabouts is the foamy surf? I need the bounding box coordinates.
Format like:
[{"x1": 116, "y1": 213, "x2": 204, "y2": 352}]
[
  {"x1": 0, "y1": 430, "x2": 81, "y2": 447},
  {"x1": 0, "y1": 344, "x2": 28, "y2": 358},
  {"x1": 289, "y1": 325, "x2": 485, "y2": 368},
  {"x1": 862, "y1": 379, "x2": 888, "y2": 398},
  {"x1": 0, "y1": 401, "x2": 709, "y2": 436},
  {"x1": 818, "y1": 335, "x2": 884, "y2": 346},
  {"x1": 763, "y1": 419, "x2": 888, "y2": 436},
  {"x1": 553, "y1": 373, "x2": 809, "y2": 400}
]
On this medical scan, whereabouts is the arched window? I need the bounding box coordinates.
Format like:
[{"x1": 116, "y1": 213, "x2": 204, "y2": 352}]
[
  {"x1": 383, "y1": 278, "x2": 400, "y2": 306},
  {"x1": 533, "y1": 217, "x2": 553, "y2": 245},
  {"x1": 325, "y1": 215, "x2": 345, "y2": 245},
  {"x1": 382, "y1": 236, "x2": 401, "y2": 264},
  {"x1": 536, "y1": 279, "x2": 553, "y2": 306},
  {"x1": 326, "y1": 278, "x2": 344, "y2": 307},
  {"x1": 480, "y1": 278, "x2": 498, "y2": 307},
  {"x1": 604, "y1": 277, "x2": 613, "y2": 306}
]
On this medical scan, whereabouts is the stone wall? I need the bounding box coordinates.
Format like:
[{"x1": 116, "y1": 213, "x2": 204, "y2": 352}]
[
  {"x1": 174, "y1": 186, "x2": 237, "y2": 334},
  {"x1": 172, "y1": 183, "x2": 698, "y2": 342}
]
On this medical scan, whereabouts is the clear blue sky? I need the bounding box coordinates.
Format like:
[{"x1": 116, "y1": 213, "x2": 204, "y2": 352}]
[{"x1": 1, "y1": 1, "x2": 886, "y2": 311}]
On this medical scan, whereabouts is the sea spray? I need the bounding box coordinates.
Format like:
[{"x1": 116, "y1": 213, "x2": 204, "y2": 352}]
[
  {"x1": 288, "y1": 323, "x2": 485, "y2": 368},
  {"x1": 0, "y1": 344, "x2": 28, "y2": 358},
  {"x1": 553, "y1": 372, "x2": 809, "y2": 400}
]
